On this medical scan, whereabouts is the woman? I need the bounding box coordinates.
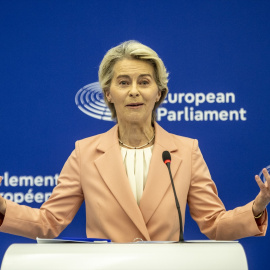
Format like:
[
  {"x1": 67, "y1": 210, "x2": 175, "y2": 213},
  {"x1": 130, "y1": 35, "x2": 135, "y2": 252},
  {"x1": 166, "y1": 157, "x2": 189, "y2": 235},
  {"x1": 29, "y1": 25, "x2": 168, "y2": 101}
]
[{"x1": 0, "y1": 40, "x2": 269, "y2": 242}]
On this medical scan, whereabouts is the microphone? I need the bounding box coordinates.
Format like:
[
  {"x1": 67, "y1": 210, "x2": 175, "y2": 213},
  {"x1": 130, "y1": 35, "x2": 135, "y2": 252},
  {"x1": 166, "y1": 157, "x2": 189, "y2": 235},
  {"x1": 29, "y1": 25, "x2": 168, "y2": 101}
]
[{"x1": 162, "y1": 151, "x2": 184, "y2": 242}]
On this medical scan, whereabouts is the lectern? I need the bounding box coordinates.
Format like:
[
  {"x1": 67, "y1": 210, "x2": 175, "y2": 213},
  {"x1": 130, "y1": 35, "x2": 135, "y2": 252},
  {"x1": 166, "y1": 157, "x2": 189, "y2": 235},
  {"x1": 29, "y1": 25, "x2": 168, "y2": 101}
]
[{"x1": 1, "y1": 241, "x2": 248, "y2": 270}]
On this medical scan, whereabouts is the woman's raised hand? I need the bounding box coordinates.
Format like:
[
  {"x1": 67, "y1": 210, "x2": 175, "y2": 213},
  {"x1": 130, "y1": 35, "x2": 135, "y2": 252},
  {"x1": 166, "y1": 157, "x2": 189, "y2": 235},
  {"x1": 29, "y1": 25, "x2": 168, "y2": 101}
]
[
  {"x1": 253, "y1": 168, "x2": 270, "y2": 217},
  {"x1": 0, "y1": 176, "x2": 7, "y2": 215}
]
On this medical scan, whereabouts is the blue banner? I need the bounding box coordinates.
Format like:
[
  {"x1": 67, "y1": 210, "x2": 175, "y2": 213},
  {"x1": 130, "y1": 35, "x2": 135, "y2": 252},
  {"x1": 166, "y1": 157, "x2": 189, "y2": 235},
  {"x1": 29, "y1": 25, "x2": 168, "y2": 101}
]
[{"x1": 1, "y1": 1, "x2": 269, "y2": 269}]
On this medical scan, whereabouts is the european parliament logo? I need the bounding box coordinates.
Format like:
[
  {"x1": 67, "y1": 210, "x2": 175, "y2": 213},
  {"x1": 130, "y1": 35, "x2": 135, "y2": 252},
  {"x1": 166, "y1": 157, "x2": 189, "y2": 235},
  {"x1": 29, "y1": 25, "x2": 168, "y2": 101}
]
[
  {"x1": 75, "y1": 82, "x2": 112, "y2": 121},
  {"x1": 75, "y1": 82, "x2": 247, "y2": 122}
]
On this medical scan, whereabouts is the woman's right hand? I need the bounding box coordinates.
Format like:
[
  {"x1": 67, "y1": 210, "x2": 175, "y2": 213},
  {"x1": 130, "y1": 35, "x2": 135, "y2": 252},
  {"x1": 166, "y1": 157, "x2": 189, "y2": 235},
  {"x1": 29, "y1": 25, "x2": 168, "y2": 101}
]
[{"x1": 0, "y1": 176, "x2": 6, "y2": 215}]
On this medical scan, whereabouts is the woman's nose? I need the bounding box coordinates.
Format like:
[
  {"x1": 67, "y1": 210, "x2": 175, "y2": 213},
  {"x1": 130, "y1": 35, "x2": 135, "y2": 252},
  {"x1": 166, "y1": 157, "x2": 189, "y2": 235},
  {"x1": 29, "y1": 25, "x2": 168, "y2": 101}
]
[{"x1": 129, "y1": 83, "x2": 140, "y2": 96}]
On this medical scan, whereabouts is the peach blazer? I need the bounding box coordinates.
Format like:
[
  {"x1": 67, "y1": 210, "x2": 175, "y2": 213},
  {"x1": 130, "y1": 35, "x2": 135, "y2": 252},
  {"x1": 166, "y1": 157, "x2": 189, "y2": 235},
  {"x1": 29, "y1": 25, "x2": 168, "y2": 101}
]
[{"x1": 0, "y1": 123, "x2": 267, "y2": 242}]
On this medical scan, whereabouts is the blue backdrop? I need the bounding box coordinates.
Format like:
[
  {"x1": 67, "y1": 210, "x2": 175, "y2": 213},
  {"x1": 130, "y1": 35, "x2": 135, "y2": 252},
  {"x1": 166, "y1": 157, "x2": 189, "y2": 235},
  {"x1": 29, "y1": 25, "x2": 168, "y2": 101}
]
[{"x1": 0, "y1": 1, "x2": 269, "y2": 269}]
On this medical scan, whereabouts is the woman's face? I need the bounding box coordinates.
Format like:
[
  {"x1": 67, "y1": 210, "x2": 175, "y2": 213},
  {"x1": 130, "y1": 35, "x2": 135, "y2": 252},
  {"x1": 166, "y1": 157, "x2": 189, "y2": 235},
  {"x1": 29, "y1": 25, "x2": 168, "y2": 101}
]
[{"x1": 106, "y1": 58, "x2": 161, "y2": 126}]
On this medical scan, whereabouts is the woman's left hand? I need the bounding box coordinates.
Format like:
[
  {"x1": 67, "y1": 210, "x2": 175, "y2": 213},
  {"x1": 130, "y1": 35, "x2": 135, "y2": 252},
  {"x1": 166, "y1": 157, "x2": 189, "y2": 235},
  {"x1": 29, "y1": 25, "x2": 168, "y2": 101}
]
[{"x1": 253, "y1": 168, "x2": 270, "y2": 216}]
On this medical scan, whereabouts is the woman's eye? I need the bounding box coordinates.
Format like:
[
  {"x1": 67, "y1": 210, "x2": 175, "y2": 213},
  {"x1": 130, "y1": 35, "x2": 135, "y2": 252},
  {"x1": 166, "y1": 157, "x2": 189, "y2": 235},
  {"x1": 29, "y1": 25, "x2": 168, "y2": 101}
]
[
  {"x1": 119, "y1": 81, "x2": 129, "y2": 85},
  {"x1": 140, "y1": 80, "x2": 149, "y2": 85}
]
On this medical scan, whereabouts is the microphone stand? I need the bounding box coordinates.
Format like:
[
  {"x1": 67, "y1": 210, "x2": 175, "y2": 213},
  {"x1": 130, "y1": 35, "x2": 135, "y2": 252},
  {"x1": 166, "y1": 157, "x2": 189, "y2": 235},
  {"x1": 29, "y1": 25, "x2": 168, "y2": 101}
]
[{"x1": 163, "y1": 154, "x2": 184, "y2": 242}]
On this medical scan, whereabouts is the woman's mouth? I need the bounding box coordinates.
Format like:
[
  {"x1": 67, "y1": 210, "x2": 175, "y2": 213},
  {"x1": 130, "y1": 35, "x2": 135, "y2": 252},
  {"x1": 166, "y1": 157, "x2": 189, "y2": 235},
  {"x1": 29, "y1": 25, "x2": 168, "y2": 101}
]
[{"x1": 126, "y1": 103, "x2": 144, "y2": 108}]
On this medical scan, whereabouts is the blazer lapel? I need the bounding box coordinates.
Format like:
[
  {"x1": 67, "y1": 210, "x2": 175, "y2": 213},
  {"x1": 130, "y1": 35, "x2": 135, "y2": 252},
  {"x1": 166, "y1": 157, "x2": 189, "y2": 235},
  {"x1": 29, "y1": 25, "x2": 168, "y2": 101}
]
[
  {"x1": 139, "y1": 123, "x2": 182, "y2": 224},
  {"x1": 94, "y1": 125, "x2": 151, "y2": 241}
]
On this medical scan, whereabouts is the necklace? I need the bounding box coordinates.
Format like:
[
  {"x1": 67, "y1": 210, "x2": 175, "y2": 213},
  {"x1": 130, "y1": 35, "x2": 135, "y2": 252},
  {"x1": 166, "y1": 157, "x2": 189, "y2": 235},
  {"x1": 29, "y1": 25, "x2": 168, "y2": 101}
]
[{"x1": 118, "y1": 133, "x2": 155, "y2": 149}]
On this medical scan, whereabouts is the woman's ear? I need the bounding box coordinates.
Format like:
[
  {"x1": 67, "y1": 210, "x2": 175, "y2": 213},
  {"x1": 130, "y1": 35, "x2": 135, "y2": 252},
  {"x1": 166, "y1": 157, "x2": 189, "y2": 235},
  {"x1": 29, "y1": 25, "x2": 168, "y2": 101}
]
[
  {"x1": 106, "y1": 91, "x2": 112, "y2": 103},
  {"x1": 156, "y1": 90, "x2": 162, "y2": 102}
]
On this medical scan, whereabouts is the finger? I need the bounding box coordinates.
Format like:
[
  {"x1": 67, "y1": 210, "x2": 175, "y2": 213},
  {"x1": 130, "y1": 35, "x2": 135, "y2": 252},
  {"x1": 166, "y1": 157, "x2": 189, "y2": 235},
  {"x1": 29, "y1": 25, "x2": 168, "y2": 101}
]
[
  {"x1": 0, "y1": 176, "x2": 2, "y2": 183},
  {"x1": 262, "y1": 168, "x2": 270, "y2": 182},
  {"x1": 255, "y1": 175, "x2": 266, "y2": 190}
]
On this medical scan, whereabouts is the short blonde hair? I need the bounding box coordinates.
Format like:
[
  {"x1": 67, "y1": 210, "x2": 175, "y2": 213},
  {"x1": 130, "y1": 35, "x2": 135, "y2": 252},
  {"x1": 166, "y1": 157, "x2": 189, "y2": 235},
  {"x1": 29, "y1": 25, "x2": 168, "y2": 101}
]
[{"x1": 98, "y1": 40, "x2": 169, "y2": 122}]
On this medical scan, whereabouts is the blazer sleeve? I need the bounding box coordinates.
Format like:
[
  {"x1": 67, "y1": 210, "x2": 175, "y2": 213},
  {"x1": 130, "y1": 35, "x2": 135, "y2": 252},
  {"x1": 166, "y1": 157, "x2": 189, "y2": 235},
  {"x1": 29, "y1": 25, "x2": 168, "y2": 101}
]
[
  {"x1": 0, "y1": 141, "x2": 84, "y2": 239},
  {"x1": 187, "y1": 139, "x2": 267, "y2": 240}
]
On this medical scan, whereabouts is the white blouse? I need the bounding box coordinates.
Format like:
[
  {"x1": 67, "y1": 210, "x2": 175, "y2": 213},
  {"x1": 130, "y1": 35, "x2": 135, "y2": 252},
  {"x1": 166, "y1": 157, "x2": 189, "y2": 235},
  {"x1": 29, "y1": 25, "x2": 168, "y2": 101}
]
[{"x1": 120, "y1": 146, "x2": 153, "y2": 204}]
